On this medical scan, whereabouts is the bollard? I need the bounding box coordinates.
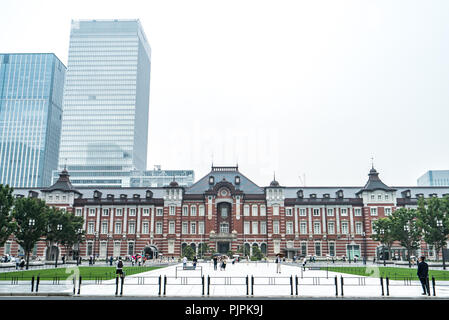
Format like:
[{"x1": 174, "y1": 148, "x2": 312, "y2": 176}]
[
  {"x1": 251, "y1": 275, "x2": 254, "y2": 296},
  {"x1": 340, "y1": 276, "x2": 344, "y2": 297},
  {"x1": 115, "y1": 276, "x2": 119, "y2": 295},
  {"x1": 31, "y1": 276, "x2": 35, "y2": 293},
  {"x1": 120, "y1": 275, "x2": 124, "y2": 296},
  {"x1": 78, "y1": 276, "x2": 82, "y2": 295},
  {"x1": 73, "y1": 277, "x2": 76, "y2": 295},
  {"x1": 290, "y1": 276, "x2": 293, "y2": 295},
  {"x1": 246, "y1": 276, "x2": 249, "y2": 296},
  {"x1": 432, "y1": 276, "x2": 436, "y2": 296},
  {"x1": 158, "y1": 275, "x2": 161, "y2": 296},
  {"x1": 380, "y1": 277, "x2": 384, "y2": 296},
  {"x1": 202, "y1": 275, "x2": 205, "y2": 296},
  {"x1": 295, "y1": 275, "x2": 298, "y2": 295},
  {"x1": 36, "y1": 276, "x2": 40, "y2": 293},
  {"x1": 334, "y1": 276, "x2": 338, "y2": 296},
  {"x1": 163, "y1": 275, "x2": 167, "y2": 296},
  {"x1": 385, "y1": 277, "x2": 390, "y2": 296},
  {"x1": 207, "y1": 275, "x2": 210, "y2": 296}
]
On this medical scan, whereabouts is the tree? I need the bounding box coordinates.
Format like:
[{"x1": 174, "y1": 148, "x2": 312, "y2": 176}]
[
  {"x1": 0, "y1": 184, "x2": 15, "y2": 248},
  {"x1": 44, "y1": 207, "x2": 67, "y2": 267},
  {"x1": 182, "y1": 245, "x2": 195, "y2": 260},
  {"x1": 197, "y1": 243, "x2": 210, "y2": 258},
  {"x1": 251, "y1": 246, "x2": 264, "y2": 261},
  {"x1": 390, "y1": 207, "x2": 422, "y2": 268},
  {"x1": 372, "y1": 217, "x2": 395, "y2": 264},
  {"x1": 12, "y1": 197, "x2": 48, "y2": 270},
  {"x1": 417, "y1": 196, "x2": 449, "y2": 269},
  {"x1": 60, "y1": 213, "x2": 85, "y2": 262}
]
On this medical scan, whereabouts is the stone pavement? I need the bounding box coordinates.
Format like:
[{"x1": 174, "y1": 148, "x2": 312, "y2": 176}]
[{"x1": 1, "y1": 262, "x2": 448, "y2": 298}]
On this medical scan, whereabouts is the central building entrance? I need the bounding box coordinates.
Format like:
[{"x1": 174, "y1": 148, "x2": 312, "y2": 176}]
[{"x1": 217, "y1": 242, "x2": 230, "y2": 254}]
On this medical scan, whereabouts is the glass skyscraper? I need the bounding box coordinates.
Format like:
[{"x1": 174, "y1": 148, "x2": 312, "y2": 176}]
[
  {"x1": 57, "y1": 20, "x2": 151, "y2": 186},
  {"x1": 0, "y1": 53, "x2": 66, "y2": 187}
]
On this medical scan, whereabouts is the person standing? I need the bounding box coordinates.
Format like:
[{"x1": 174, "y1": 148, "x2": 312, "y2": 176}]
[
  {"x1": 213, "y1": 256, "x2": 218, "y2": 270},
  {"x1": 302, "y1": 256, "x2": 307, "y2": 271},
  {"x1": 183, "y1": 256, "x2": 187, "y2": 268},
  {"x1": 116, "y1": 258, "x2": 124, "y2": 278},
  {"x1": 417, "y1": 256, "x2": 430, "y2": 296},
  {"x1": 193, "y1": 256, "x2": 198, "y2": 269},
  {"x1": 275, "y1": 255, "x2": 282, "y2": 274}
]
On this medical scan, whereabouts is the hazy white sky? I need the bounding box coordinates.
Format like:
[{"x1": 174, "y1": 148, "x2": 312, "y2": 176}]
[{"x1": 1, "y1": 0, "x2": 449, "y2": 187}]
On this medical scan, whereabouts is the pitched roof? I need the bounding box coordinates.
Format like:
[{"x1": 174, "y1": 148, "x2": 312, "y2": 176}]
[
  {"x1": 41, "y1": 169, "x2": 81, "y2": 194},
  {"x1": 356, "y1": 167, "x2": 396, "y2": 195}
]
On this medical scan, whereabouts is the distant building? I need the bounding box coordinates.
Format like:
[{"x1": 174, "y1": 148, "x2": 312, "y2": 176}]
[
  {"x1": 55, "y1": 19, "x2": 151, "y2": 187},
  {"x1": 0, "y1": 53, "x2": 66, "y2": 187},
  {"x1": 417, "y1": 170, "x2": 449, "y2": 186}
]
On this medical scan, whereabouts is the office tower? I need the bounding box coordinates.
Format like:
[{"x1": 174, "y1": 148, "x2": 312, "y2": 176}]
[
  {"x1": 417, "y1": 170, "x2": 449, "y2": 186},
  {"x1": 0, "y1": 53, "x2": 66, "y2": 187},
  {"x1": 57, "y1": 19, "x2": 151, "y2": 186}
]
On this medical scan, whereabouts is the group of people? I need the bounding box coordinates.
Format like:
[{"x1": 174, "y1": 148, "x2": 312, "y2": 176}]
[{"x1": 212, "y1": 255, "x2": 229, "y2": 271}]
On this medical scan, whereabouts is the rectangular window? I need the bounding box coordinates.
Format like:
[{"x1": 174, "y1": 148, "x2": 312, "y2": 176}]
[
  {"x1": 327, "y1": 208, "x2": 334, "y2": 216},
  {"x1": 385, "y1": 194, "x2": 389, "y2": 201},
  {"x1": 191, "y1": 206, "x2": 197, "y2": 216},
  {"x1": 88, "y1": 222, "x2": 94, "y2": 234},
  {"x1": 156, "y1": 222, "x2": 163, "y2": 234},
  {"x1": 315, "y1": 242, "x2": 321, "y2": 256},
  {"x1": 244, "y1": 221, "x2": 250, "y2": 234},
  {"x1": 260, "y1": 221, "x2": 267, "y2": 234},
  {"x1": 378, "y1": 194, "x2": 382, "y2": 200},
  {"x1": 252, "y1": 205, "x2": 258, "y2": 216},
  {"x1": 329, "y1": 242, "x2": 335, "y2": 256},
  {"x1": 101, "y1": 222, "x2": 108, "y2": 234},
  {"x1": 220, "y1": 222, "x2": 229, "y2": 234},
  {"x1": 169, "y1": 221, "x2": 175, "y2": 234},
  {"x1": 143, "y1": 208, "x2": 150, "y2": 216},
  {"x1": 340, "y1": 208, "x2": 348, "y2": 216},
  {"x1": 273, "y1": 205, "x2": 279, "y2": 216},
  {"x1": 182, "y1": 222, "x2": 188, "y2": 234},
  {"x1": 273, "y1": 221, "x2": 280, "y2": 234},
  {"x1": 299, "y1": 208, "x2": 307, "y2": 216},
  {"x1": 156, "y1": 208, "x2": 163, "y2": 216},
  {"x1": 313, "y1": 222, "x2": 321, "y2": 234},
  {"x1": 169, "y1": 206, "x2": 176, "y2": 216},
  {"x1": 142, "y1": 222, "x2": 149, "y2": 234},
  {"x1": 260, "y1": 205, "x2": 266, "y2": 216},
  {"x1": 116, "y1": 208, "x2": 123, "y2": 216},
  {"x1": 129, "y1": 208, "x2": 136, "y2": 216},
  {"x1": 168, "y1": 240, "x2": 175, "y2": 254},
  {"x1": 300, "y1": 222, "x2": 307, "y2": 234},
  {"x1": 286, "y1": 221, "x2": 293, "y2": 234},
  {"x1": 244, "y1": 205, "x2": 250, "y2": 216},
  {"x1": 182, "y1": 206, "x2": 188, "y2": 216},
  {"x1": 313, "y1": 208, "x2": 320, "y2": 216},
  {"x1": 115, "y1": 222, "x2": 122, "y2": 234},
  {"x1": 199, "y1": 205, "x2": 205, "y2": 216},
  {"x1": 285, "y1": 208, "x2": 293, "y2": 216},
  {"x1": 370, "y1": 207, "x2": 378, "y2": 216},
  {"x1": 384, "y1": 207, "x2": 391, "y2": 216},
  {"x1": 190, "y1": 222, "x2": 197, "y2": 234},
  {"x1": 128, "y1": 242, "x2": 134, "y2": 255},
  {"x1": 128, "y1": 222, "x2": 136, "y2": 234},
  {"x1": 252, "y1": 221, "x2": 258, "y2": 234},
  {"x1": 102, "y1": 208, "x2": 109, "y2": 216},
  {"x1": 341, "y1": 221, "x2": 349, "y2": 234},
  {"x1": 301, "y1": 242, "x2": 307, "y2": 255},
  {"x1": 354, "y1": 208, "x2": 362, "y2": 216},
  {"x1": 198, "y1": 221, "x2": 205, "y2": 234},
  {"x1": 89, "y1": 208, "x2": 96, "y2": 216},
  {"x1": 75, "y1": 208, "x2": 82, "y2": 217},
  {"x1": 328, "y1": 221, "x2": 335, "y2": 234},
  {"x1": 355, "y1": 222, "x2": 363, "y2": 235}
]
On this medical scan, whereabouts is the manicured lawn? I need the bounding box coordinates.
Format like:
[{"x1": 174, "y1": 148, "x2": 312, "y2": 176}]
[
  {"x1": 0, "y1": 266, "x2": 163, "y2": 281},
  {"x1": 324, "y1": 266, "x2": 449, "y2": 281}
]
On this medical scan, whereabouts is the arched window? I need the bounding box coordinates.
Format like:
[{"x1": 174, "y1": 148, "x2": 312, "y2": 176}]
[{"x1": 260, "y1": 243, "x2": 267, "y2": 255}]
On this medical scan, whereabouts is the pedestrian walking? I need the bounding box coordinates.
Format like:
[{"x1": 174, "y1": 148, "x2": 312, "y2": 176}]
[
  {"x1": 183, "y1": 256, "x2": 187, "y2": 268},
  {"x1": 275, "y1": 254, "x2": 282, "y2": 273},
  {"x1": 417, "y1": 256, "x2": 430, "y2": 296},
  {"x1": 213, "y1": 256, "x2": 218, "y2": 270},
  {"x1": 19, "y1": 257, "x2": 25, "y2": 270},
  {"x1": 116, "y1": 257, "x2": 124, "y2": 278},
  {"x1": 62, "y1": 255, "x2": 65, "y2": 264},
  {"x1": 89, "y1": 255, "x2": 93, "y2": 266},
  {"x1": 302, "y1": 257, "x2": 307, "y2": 271},
  {"x1": 193, "y1": 256, "x2": 198, "y2": 269},
  {"x1": 15, "y1": 256, "x2": 20, "y2": 270}
]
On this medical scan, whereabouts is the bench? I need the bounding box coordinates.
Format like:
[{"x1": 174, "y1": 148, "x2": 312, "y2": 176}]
[{"x1": 183, "y1": 266, "x2": 196, "y2": 270}]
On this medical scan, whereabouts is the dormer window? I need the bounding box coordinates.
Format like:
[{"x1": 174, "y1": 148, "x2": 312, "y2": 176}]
[
  {"x1": 133, "y1": 194, "x2": 140, "y2": 199},
  {"x1": 310, "y1": 194, "x2": 317, "y2": 199},
  {"x1": 323, "y1": 194, "x2": 330, "y2": 199},
  {"x1": 146, "y1": 190, "x2": 153, "y2": 199},
  {"x1": 336, "y1": 190, "x2": 344, "y2": 198},
  {"x1": 94, "y1": 191, "x2": 102, "y2": 199},
  {"x1": 297, "y1": 190, "x2": 304, "y2": 198},
  {"x1": 235, "y1": 176, "x2": 240, "y2": 185},
  {"x1": 209, "y1": 176, "x2": 215, "y2": 185},
  {"x1": 416, "y1": 193, "x2": 424, "y2": 198}
]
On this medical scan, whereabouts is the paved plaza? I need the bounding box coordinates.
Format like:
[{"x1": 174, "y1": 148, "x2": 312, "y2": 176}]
[{"x1": 1, "y1": 261, "x2": 449, "y2": 298}]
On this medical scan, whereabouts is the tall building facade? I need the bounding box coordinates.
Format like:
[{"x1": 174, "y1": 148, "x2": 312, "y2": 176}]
[
  {"x1": 57, "y1": 19, "x2": 151, "y2": 186},
  {"x1": 4, "y1": 165, "x2": 449, "y2": 261},
  {"x1": 418, "y1": 170, "x2": 449, "y2": 186},
  {"x1": 0, "y1": 53, "x2": 66, "y2": 187}
]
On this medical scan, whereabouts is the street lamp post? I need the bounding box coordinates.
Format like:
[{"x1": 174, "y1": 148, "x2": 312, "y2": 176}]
[
  {"x1": 437, "y1": 220, "x2": 446, "y2": 270},
  {"x1": 76, "y1": 228, "x2": 82, "y2": 266},
  {"x1": 27, "y1": 219, "x2": 35, "y2": 270},
  {"x1": 55, "y1": 224, "x2": 62, "y2": 268},
  {"x1": 348, "y1": 235, "x2": 351, "y2": 264},
  {"x1": 380, "y1": 229, "x2": 386, "y2": 266},
  {"x1": 404, "y1": 224, "x2": 411, "y2": 267}
]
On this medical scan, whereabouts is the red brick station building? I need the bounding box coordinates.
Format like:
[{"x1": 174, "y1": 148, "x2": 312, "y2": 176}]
[{"x1": 2, "y1": 165, "x2": 449, "y2": 262}]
